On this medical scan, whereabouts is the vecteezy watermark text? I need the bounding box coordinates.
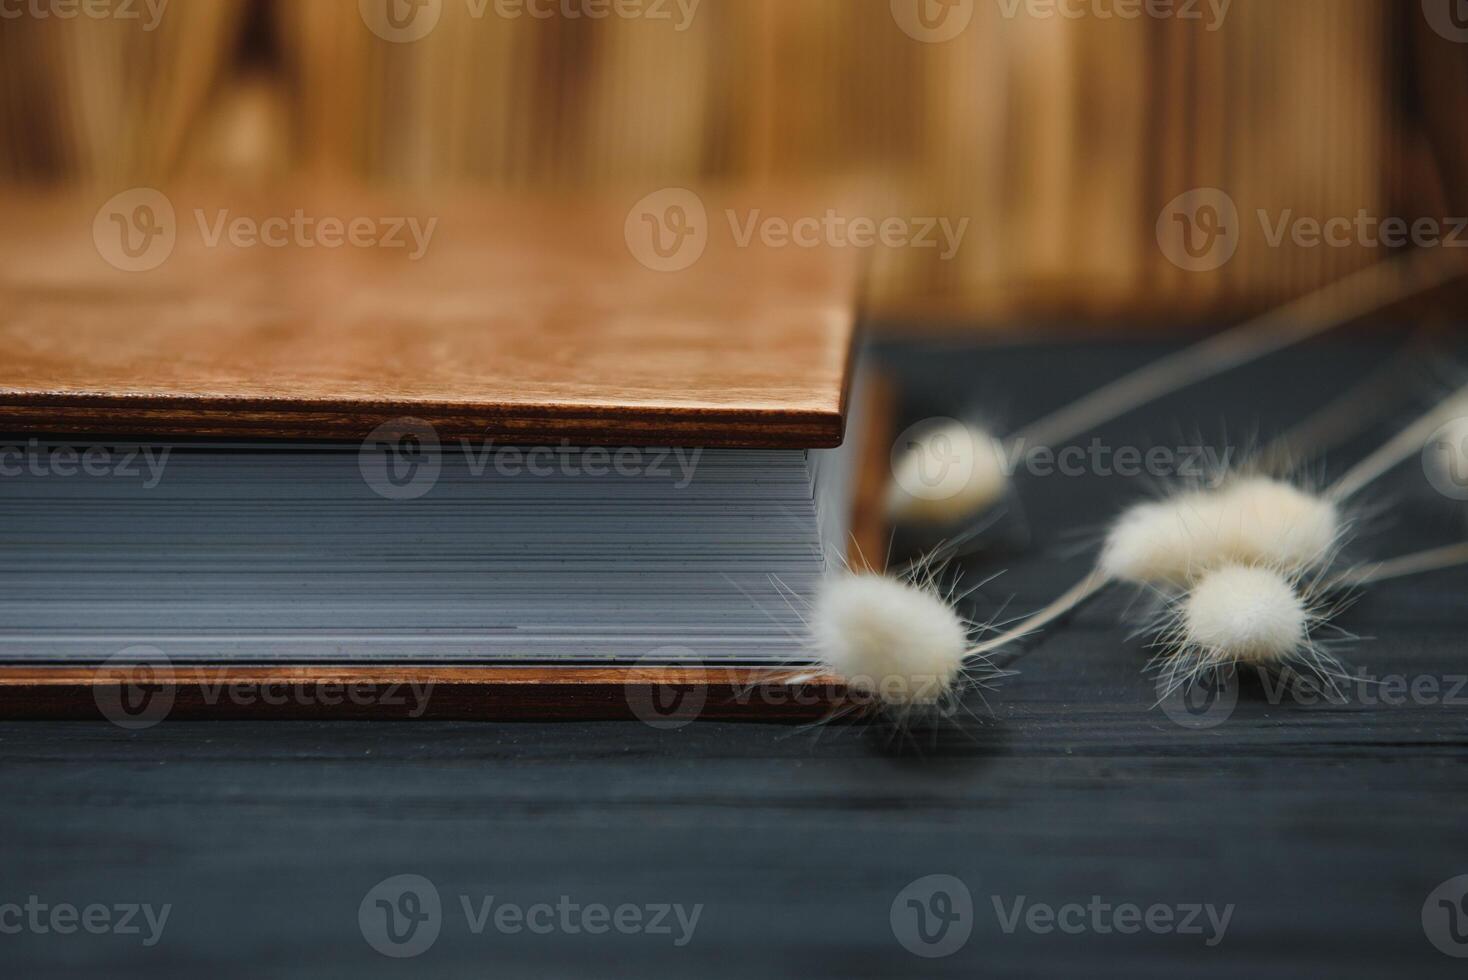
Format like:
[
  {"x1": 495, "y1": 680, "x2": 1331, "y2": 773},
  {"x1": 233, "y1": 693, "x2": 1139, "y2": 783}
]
[
  {"x1": 991, "y1": 894, "x2": 1233, "y2": 946},
  {"x1": 890, "y1": 0, "x2": 1229, "y2": 44},
  {"x1": 483, "y1": 0, "x2": 700, "y2": 28},
  {"x1": 358, "y1": 0, "x2": 700, "y2": 43},
  {"x1": 193, "y1": 209, "x2": 437, "y2": 259},
  {"x1": 992, "y1": 0, "x2": 1230, "y2": 29},
  {"x1": 458, "y1": 441, "x2": 701, "y2": 486},
  {"x1": 1159, "y1": 187, "x2": 1468, "y2": 272},
  {"x1": 890, "y1": 417, "x2": 1235, "y2": 507},
  {"x1": 93, "y1": 648, "x2": 435, "y2": 729},
  {"x1": 93, "y1": 188, "x2": 438, "y2": 272},
  {"x1": 1156, "y1": 665, "x2": 1468, "y2": 730},
  {"x1": 0, "y1": 440, "x2": 169, "y2": 488},
  {"x1": 359, "y1": 418, "x2": 704, "y2": 501},
  {"x1": 0, "y1": 897, "x2": 171, "y2": 947},
  {"x1": 460, "y1": 895, "x2": 701, "y2": 945},
  {"x1": 0, "y1": 0, "x2": 168, "y2": 30},
  {"x1": 1255, "y1": 209, "x2": 1468, "y2": 251},
  {"x1": 622, "y1": 649, "x2": 887, "y2": 730},
  {"x1": 725, "y1": 209, "x2": 968, "y2": 260},
  {"x1": 890, "y1": 874, "x2": 1233, "y2": 957},
  {"x1": 625, "y1": 188, "x2": 968, "y2": 272},
  {"x1": 359, "y1": 874, "x2": 702, "y2": 958}
]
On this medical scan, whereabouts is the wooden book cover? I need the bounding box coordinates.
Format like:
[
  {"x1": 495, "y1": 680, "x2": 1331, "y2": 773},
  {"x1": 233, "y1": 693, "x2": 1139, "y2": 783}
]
[{"x1": 0, "y1": 185, "x2": 858, "y2": 447}]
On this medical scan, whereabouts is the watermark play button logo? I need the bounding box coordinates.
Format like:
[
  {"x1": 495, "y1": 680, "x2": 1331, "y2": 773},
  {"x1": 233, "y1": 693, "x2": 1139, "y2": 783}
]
[
  {"x1": 93, "y1": 187, "x2": 176, "y2": 273},
  {"x1": 890, "y1": 874, "x2": 973, "y2": 958},
  {"x1": 360, "y1": 874, "x2": 443, "y2": 958},
  {"x1": 624, "y1": 188, "x2": 708, "y2": 273},
  {"x1": 1422, "y1": 0, "x2": 1468, "y2": 43},
  {"x1": 1423, "y1": 874, "x2": 1468, "y2": 958},
  {"x1": 93, "y1": 646, "x2": 176, "y2": 730},
  {"x1": 624, "y1": 647, "x2": 707, "y2": 729},
  {"x1": 359, "y1": 418, "x2": 442, "y2": 501},
  {"x1": 358, "y1": 0, "x2": 442, "y2": 42},
  {"x1": 1155, "y1": 667, "x2": 1239, "y2": 730},
  {"x1": 1423, "y1": 417, "x2": 1468, "y2": 501},
  {"x1": 1156, "y1": 188, "x2": 1239, "y2": 272},
  {"x1": 890, "y1": 0, "x2": 974, "y2": 43}
]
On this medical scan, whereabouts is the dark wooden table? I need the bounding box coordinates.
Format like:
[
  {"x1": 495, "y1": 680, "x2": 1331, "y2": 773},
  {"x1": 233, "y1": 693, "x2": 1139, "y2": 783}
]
[{"x1": 4, "y1": 336, "x2": 1466, "y2": 978}]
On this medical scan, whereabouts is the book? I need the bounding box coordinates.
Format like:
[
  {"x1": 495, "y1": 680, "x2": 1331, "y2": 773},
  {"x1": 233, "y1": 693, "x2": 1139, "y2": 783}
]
[{"x1": 0, "y1": 186, "x2": 883, "y2": 720}]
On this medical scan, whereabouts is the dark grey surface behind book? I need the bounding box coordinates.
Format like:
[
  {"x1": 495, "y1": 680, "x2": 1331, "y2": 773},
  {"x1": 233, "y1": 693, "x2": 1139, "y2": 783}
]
[{"x1": 3, "y1": 334, "x2": 1467, "y2": 978}]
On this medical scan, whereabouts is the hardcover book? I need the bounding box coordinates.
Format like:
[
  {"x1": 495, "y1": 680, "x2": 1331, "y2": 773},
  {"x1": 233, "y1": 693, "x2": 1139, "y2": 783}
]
[{"x1": 0, "y1": 187, "x2": 882, "y2": 720}]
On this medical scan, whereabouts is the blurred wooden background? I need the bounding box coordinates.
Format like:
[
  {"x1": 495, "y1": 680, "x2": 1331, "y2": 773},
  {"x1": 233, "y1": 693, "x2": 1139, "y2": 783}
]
[{"x1": 1, "y1": 0, "x2": 1464, "y2": 323}]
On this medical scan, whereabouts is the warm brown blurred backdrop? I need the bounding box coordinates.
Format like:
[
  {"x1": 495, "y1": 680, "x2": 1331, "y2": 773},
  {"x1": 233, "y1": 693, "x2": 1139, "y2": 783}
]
[{"x1": 1, "y1": 0, "x2": 1465, "y2": 322}]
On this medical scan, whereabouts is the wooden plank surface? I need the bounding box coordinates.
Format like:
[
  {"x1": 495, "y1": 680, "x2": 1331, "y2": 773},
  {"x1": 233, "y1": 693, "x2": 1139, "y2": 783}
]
[
  {"x1": 2, "y1": 337, "x2": 1465, "y2": 978},
  {"x1": 0, "y1": 186, "x2": 857, "y2": 446}
]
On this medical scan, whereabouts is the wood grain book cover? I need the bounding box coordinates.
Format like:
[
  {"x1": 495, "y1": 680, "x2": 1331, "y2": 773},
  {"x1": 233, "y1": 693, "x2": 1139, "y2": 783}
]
[{"x1": 0, "y1": 185, "x2": 860, "y2": 447}]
